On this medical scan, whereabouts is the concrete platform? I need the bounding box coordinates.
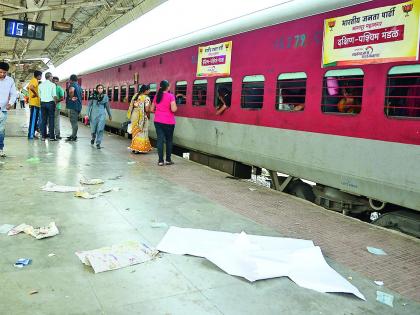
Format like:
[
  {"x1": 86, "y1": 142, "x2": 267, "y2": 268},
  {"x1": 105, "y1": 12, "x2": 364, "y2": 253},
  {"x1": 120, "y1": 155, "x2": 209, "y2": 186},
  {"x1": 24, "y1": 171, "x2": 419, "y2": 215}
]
[{"x1": 0, "y1": 108, "x2": 419, "y2": 315}]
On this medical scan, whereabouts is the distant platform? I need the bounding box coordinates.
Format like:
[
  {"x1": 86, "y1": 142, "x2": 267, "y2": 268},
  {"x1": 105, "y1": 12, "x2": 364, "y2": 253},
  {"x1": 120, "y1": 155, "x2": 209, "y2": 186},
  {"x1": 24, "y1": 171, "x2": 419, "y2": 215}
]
[{"x1": 1, "y1": 108, "x2": 419, "y2": 314}]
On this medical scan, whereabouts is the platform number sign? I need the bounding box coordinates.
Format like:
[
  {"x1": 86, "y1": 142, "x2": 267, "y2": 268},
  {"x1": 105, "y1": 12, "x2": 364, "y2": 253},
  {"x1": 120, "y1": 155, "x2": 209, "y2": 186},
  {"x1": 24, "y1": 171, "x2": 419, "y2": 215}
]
[{"x1": 4, "y1": 19, "x2": 46, "y2": 41}]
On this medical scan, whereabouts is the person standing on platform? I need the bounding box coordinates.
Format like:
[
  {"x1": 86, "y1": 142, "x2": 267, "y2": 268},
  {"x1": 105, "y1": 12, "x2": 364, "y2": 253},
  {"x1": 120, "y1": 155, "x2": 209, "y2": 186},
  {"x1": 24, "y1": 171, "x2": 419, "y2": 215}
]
[
  {"x1": 0, "y1": 62, "x2": 17, "y2": 157},
  {"x1": 27, "y1": 70, "x2": 42, "y2": 139},
  {"x1": 38, "y1": 72, "x2": 58, "y2": 141},
  {"x1": 17, "y1": 83, "x2": 26, "y2": 109},
  {"x1": 52, "y1": 76, "x2": 65, "y2": 139},
  {"x1": 151, "y1": 80, "x2": 177, "y2": 166},
  {"x1": 87, "y1": 84, "x2": 111, "y2": 149},
  {"x1": 65, "y1": 74, "x2": 82, "y2": 142}
]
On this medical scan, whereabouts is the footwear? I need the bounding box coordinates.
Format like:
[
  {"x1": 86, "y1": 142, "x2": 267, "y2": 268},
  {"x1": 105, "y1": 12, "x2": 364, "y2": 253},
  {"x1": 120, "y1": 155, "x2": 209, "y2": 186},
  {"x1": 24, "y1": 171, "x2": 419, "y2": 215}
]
[
  {"x1": 41, "y1": 138, "x2": 46, "y2": 141},
  {"x1": 65, "y1": 136, "x2": 73, "y2": 141},
  {"x1": 49, "y1": 138, "x2": 57, "y2": 141},
  {"x1": 56, "y1": 136, "x2": 62, "y2": 140},
  {"x1": 96, "y1": 144, "x2": 101, "y2": 149},
  {"x1": 91, "y1": 139, "x2": 95, "y2": 145},
  {"x1": 0, "y1": 150, "x2": 5, "y2": 157},
  {"x1": 165, "y1": 161, "x2": 174, "y2": 165},
  {"x1": 158, "y1": 162, "x2": 164, "y2": 166}
]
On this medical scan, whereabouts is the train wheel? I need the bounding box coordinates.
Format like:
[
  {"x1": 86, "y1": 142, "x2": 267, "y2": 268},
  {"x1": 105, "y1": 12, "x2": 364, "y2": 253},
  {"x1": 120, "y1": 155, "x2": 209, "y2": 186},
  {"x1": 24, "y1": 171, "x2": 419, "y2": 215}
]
[{"x1": 287, "y1": 179, "x2": 315, "y2": 202}]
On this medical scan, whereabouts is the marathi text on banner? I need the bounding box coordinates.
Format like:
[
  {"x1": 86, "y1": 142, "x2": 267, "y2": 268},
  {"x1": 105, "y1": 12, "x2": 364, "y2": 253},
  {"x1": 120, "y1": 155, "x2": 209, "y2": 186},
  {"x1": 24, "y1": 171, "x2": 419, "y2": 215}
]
[
  {"x1": 196, "y1": 41, "x2": 232, "y2": 77},
  {"x1": 322, "y1": 0, "x2": 420, "y2": 67}
]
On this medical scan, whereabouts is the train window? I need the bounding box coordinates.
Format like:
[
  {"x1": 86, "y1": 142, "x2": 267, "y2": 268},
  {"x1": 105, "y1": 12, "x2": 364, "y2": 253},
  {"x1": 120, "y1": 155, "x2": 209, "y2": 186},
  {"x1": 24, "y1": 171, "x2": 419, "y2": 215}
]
[
  {"x1": 82, "y1": 89, "x2": 85, "y2": 100},
  {"x1": 86, "y1": 89, "x2": 89, "y2": 100},
  {"x1": 276, "y1": 72, "x2": 307, "y2": 111},
  {"x1": 149, "y1": 83, "x2": 157, "y2": 102},
  {"x1": 107, "y1": 87, "x2": 112, "y2": 100},
  {"x1": 241, "y1": 75, "x2": 264, "y2": 109},
  {"x1": 128, "y1": 85, "x2": 136, "y2": 103},
  {"x1": 137, "y1": 83, "x2": 143, "y2": 91},
  {"x1": 113, "y1": 86, "x2": 119, "y2": 102},
  {"x1": 192, "y1": 79, "x2": 207, "y2": 106},
  {"x1": 175, "y1": 81, "x2": 187, "y2": 105},
  {"x1": 215, "y1": 77, "x2": 232, "y2": 108},
  {"x1": 120, "y1": 85, "x2": 127, "y2": 103},
  {"x1": 385, "y1": 65, "x2": 420, "y2": 118},
  {"x1": 321, "y1": 69, "x2": 363, "y2": 114}
]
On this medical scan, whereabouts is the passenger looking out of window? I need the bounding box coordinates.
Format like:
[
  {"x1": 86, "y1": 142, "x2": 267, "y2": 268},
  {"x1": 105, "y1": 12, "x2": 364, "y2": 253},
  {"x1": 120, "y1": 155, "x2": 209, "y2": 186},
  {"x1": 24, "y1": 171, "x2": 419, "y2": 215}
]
[
  {"x1": 216, "y1": 86, "x2": 231, "y2": 115},
  {"x1": 338, "y1": 88, "x2": 360, "y2": 114},
  {"x1": 175, "y1": 93, "x2": 186, "y2": 105}
]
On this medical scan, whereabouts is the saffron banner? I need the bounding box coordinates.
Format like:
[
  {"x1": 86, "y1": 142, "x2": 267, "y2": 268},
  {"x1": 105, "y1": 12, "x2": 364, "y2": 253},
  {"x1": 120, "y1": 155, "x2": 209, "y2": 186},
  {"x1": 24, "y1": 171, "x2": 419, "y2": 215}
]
[
  {"x1": 196, "y1": 41, "x2": 232, "y2": 77},
  {"x1": 323, "y1": 0, "x2": 420, "y2": 67}
]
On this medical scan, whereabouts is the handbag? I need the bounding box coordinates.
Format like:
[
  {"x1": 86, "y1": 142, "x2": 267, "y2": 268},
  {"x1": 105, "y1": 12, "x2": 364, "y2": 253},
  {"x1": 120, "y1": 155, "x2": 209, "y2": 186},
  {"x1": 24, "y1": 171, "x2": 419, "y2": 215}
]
[{"x1": 121, "y1": 102, "x2": 135, "y2": 133}]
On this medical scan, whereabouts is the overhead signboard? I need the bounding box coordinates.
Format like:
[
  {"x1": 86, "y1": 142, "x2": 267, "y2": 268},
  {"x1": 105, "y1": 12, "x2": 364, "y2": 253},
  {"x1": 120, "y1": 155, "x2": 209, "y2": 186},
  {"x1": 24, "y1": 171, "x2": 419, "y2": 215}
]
[
  {"x1": 322, "y1": 0, "x2": 420, "y2": 67},
  {"x1": 52, "y1": 21, "x2": 73, "y2": 33},
  {"x1": 4, "y1": 18, "x2": 46, "y2": 41},
  {"x1": 196, "y1": 41, "x2": 232, "y2": 77}
]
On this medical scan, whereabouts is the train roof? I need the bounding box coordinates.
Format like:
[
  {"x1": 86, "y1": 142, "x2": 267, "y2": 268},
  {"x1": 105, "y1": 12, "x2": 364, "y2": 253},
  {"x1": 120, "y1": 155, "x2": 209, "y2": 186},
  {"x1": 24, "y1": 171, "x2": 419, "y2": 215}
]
[{"x1": 80, "y1": 0, "x2": 371, "y2": 76}]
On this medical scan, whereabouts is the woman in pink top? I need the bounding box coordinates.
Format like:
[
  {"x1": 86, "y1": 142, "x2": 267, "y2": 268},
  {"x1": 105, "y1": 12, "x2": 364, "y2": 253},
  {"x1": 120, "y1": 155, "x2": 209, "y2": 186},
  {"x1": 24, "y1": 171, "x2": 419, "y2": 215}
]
[{"x1": 151, "y1": 80, "x2": 177, "y2": 166}]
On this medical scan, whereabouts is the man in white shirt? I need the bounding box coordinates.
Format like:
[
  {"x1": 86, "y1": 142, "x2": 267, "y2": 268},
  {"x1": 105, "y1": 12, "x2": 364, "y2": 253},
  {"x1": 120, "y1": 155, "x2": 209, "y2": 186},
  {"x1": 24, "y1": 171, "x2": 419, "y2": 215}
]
[
  {"x1": 0, "y1": 62, "x2": 17, "y2": 157},
  {"x1": 38, "y1": 72, "x2": 58, "y2": 141}
]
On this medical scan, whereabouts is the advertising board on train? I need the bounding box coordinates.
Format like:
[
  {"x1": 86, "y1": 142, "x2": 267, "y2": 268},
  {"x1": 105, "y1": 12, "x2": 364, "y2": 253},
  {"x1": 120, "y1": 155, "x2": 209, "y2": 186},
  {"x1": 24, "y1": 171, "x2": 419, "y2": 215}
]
[
  {"x1": 322, "y1": 0, "x2": 420, "y2": 67},
  {"x1": 196, "y1": 41, "x2": 232, "y2": 77}
]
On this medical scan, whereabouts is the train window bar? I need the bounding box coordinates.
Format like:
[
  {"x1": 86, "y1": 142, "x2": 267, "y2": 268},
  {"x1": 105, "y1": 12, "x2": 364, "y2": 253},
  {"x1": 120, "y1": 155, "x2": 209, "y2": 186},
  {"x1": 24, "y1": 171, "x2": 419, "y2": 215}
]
[
  {"x1": 107, "y1": 87, "x2": 112, "y2": 100},
  {"x1": 321, "y1": 68, "x2": 364, "y2": 115},
  {"x1": 385, "y1": 65, "x2": 420, "y2": 119},
  {"x1": 241, "y1": 75, "x2": 265, "y2": 110},
  {"x1": 149, "y1": 83, "x2": 157, "y2": 103},
  {"x1": 193, "y1": 79, "x2": 207, "y2": 106},
  {"x1": 113, "y1": 86, "x2": 119, "y2": 102},
  {"x1": 120, "y1": 85, "x2": 127, "y2": 103},
  {"x1": 82, "y1": 89, "x2": 85, "y2": 101},
  {"x1": 128, "y1": 85, "x2": 136, "y2": 103},
  {"x1": 175, "y1": 81, "x2": 188, "y2": 105},
  {"x1": 276, "y1": 72, "x2": 307, "y2": 112},
  {"x1": 215, "y1": 77, "x2": 232, "y2": 108}
]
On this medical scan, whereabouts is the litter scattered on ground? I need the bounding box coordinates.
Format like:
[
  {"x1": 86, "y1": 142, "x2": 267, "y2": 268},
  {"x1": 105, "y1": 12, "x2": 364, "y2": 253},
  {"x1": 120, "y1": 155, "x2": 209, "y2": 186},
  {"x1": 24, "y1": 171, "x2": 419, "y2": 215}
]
[
  {"x1": 48, "y1": 253, "x2": 56, "y2": 257},
  {"x1": 248, "y1": 188, "x2": 257, "y2": 191},
  {"x1": 151, "y1": 222, "x2": 168, "y2": 228},
  {"x1": 74, "y1": 191, "x2": 101, "y2": 199},
  {"x1": 0, "y1": 161, "x2": 5, "y2": 164},
  {"x1": 29, "y1": 290, "x2": 38, "y2": 295},
  {"x1": 347, "y1": 276, "x2": 353, "y2": 280},
  {"x1": 157, "y1": 227, "x2": 365, "y2": 300},
  {"x1": 80, "y1": 177, "x2": 105, "y2": 185},
  {"x1": 367, "y1": 246, "x2": 387, "y2": 256},
  {"x1": 14, "y1": 258, "x2": 32, "y2": 268},
  {"x1": 374, "y1": 280, "x2": 384, "y2": 286},
  {"x1": 108, "y1": 175, "x2": 123, "y2": 180},
  {"x1": 127, "y1": 161, "x2": 136, "y2": 165},
  {"x1": 0, "y1": 224, "x2": 15, "y2": 234},
  {"x1": 42, "y1": 182, "x2": 82, "y2": 193},
  {"x1": 75, "y1": 240, "x2": 158, "y2": 273},
  {"x1": 376, "y1": 291, "x2": 394, "y2": 307},
  {"x1": 26, "y1": 157, "x2": 40, "y2": 164},
  {"x1": 8, "y1": 222, "x2": 59, "y2": 239}
]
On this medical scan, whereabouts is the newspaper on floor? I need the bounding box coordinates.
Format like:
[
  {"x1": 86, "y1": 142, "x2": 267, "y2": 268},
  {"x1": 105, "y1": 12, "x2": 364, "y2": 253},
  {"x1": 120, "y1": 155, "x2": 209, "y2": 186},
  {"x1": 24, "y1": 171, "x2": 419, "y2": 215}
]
[
  {"x1": 8, "y1": 222, "x2": 59, "y2": 239},
  {"x1": 157, "y1": 227, "x2": 365, "y2": 300},
  {"x1": 75, "y1": 240, "x2": 159, "y2": 273},
  {"x1": 41, "y1": 181, "x2": 83, "y2": 192},
  {"x1": 0, "y1": 224, "x2": 15, "y2": 234},
  {"x1": 80, "y1": 177, "x2": 105, "y2": 185}
]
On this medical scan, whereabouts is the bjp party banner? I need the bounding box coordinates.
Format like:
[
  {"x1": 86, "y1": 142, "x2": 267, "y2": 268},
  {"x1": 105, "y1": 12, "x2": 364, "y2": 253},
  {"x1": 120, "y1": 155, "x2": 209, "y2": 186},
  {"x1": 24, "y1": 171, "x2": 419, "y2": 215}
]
[
  {"x1": 196, "y1": 41, "x2": 232, "y2": 77},
  {"x1": 322, "y1": 0, "x2": 420, "y2": 67}
]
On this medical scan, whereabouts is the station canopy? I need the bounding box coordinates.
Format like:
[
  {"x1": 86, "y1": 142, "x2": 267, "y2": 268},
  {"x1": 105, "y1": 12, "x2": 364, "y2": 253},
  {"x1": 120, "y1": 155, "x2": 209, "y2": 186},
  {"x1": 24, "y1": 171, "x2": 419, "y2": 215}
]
[{"x1": 0, "y1": 0, "x2": 165, "y2": 82}]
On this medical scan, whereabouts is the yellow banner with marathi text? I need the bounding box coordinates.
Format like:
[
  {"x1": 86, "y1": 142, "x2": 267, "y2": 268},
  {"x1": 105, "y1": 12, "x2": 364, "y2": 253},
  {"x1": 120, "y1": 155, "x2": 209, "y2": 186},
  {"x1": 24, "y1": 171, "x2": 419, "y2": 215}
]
[
  {"x1": 196, "y1": 41, "x2": 232, "y2": 77},
  {"x1": 323, "y1": 0, "x2": 420, "y2": 67}
]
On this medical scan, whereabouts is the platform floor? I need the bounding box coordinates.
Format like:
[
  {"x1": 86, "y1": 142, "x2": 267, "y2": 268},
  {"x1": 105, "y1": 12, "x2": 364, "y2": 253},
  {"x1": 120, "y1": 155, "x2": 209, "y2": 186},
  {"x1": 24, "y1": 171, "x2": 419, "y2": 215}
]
[{"x1": 1, "y1": 108, "x2": 419, "y2": 315}]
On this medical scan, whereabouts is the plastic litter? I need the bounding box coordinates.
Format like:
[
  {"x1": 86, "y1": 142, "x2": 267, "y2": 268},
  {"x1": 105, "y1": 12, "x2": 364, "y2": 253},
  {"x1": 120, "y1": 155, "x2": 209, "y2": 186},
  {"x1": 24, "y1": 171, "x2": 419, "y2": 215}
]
[
  {"x1": 127, "y1": 161, "x2": 136, "y2": 165},
  {"x1": 376, "y1": 291, "x2": 394, "y2": 307},
  {"x1": 374, "y1": 280, "x2": 384, "y2": 286},
  {"x1": 14, "y1": 258, "x2": 32, "y2": 268},
  {"x1": 248, "y1": 188, "x2": 257, "y2": 191},
  {"x1": 48, "y1": 253, "x2": 56, "y2": 257},
  {"x1": 29, "y1": 290, "x2": 38, "y2": 295},
  {"x1": 367, "y1": 246, "x2": 387, "y2": 256}
]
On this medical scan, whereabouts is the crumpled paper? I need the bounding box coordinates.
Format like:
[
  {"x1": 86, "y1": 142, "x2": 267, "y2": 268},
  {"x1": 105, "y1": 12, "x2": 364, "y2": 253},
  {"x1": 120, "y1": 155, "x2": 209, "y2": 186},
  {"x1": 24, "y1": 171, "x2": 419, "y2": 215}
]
[
  {"x1": 41, "y1": 182, "x2": 83, "y2": 192},
  {"x1": 8, "y1": 222, "x2": 59, "y2": 239},
  {"x1": 80, "y1": 177, "x2": 105, "y2": 185}
]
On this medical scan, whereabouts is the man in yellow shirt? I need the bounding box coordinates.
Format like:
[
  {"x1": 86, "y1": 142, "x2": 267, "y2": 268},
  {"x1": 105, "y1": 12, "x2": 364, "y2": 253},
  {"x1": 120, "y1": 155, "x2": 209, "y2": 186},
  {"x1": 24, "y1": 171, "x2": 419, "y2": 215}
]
[{"x1": 27, "y1": 70, "x2": 42, "y2": 139}]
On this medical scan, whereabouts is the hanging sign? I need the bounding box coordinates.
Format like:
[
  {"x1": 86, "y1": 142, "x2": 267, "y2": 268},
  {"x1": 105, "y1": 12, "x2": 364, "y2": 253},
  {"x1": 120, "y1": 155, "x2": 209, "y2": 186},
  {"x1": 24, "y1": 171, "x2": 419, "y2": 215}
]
[
  {"x1": 196, "y1": 41, "x2": 232, "y2": 77},
  {"x1": 322, "y1": 0, "x2": 420, "y2": 67}
]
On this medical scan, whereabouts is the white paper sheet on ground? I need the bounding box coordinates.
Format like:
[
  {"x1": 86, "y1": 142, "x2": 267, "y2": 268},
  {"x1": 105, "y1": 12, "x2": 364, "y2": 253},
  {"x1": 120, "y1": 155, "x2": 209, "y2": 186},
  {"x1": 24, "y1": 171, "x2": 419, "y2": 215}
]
[
  {"x1": 157, "y1": 227, "x2": 365, "y2": 300},
  {"x1": 75, "y1": 240, "x2": 159, "y2": 273},
  {"x1": 7, "y1": 222, "x2": 59, "y2": 239},
  {"x1": 0, "y1": 224, "x2": 15, "y2": 234},
  {"x1": 41, "y1": 181, "x2": 83, "y2": 192}
]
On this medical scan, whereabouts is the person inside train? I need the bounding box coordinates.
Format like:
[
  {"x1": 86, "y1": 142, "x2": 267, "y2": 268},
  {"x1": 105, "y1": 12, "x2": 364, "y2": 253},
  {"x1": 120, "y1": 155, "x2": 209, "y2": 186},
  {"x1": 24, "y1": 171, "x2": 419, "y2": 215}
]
[
  {"x1": 338, "y1": 88, "x2": 360, "y2": 114},
  {"x1": 193, "y1": 86, "x2": 206, "y2": 106},
  {"x1": 175, "y1": 93, "x2": 186, "y2": 105},
  {"x1": 151, "y1": 80, "x2": 177, "y2": 166},
  {"x1": 216, "y1": 86, "x2": 231, "y2": 115}
]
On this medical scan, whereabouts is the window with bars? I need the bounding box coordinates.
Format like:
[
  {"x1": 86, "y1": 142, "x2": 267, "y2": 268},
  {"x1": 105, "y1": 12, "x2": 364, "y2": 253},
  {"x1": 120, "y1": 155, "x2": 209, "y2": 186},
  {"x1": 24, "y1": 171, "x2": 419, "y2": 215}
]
[
  {"x1": 128, "y1": 85, "x2": 136, "y2": 103},
  {"x1": 385, "y1": 65, "x2": 420, "y2": 118},
  {"x1": 321, "y1": 69, "x2": 363, "y2": 114},
  {"x1": 241, "y1": 75, "x2": 264, "y2": 109},
  {"x1": 192, "y1": 79, "x2": 207, "y2": 106},
  {"x1": 120, "y1": 85, "x2": 127, "y2": 102},
  {"x1": 113, "y1": 86, "x2": 119, "y2": 102},
  {"x1": 89, "y1": 89, "x2": 93, "y2": 99},
  {"x1": 149, "y1": 83, "x2": 157, "y2": 103},
  {"x1": 215, "y1": 77, "x2": 232, "y2": 107},
  {"x1": 82, "y1": 89, "x2": 85, "y2": 100},
  {"x1": 276, "y1": 72, "x2": 306, "y2": 111},
  {"x1": 107, "y1": 87, "x2": 112, "y2": 100},
  {"x1": 174, "y1": 81, "x2": 187, "y2": 105}
]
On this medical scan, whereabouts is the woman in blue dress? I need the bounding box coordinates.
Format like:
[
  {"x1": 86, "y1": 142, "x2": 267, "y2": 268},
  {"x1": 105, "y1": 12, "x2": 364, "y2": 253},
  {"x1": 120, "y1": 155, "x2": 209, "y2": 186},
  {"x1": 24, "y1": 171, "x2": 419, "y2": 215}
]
[{"x1": 87, "y1": 84, "x2": 112, "y2": 149}]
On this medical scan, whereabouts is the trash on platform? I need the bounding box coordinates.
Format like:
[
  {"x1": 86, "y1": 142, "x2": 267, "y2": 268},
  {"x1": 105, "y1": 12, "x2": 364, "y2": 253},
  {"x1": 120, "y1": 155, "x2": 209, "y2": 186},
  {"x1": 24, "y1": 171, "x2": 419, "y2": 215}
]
[
  {"x1": 367, "y1": 246, "x2": 387, "y2": 256},
  {"x1": 127, "y1": 161, "x2": 136, "y2": 165},
  {"x1": 0, "y1": 161, "x2": 5, "y2": 164},
  {"x1": 74, "y1": 191, "x2": 100, "y2": 199},
  {"x1": 108, "y1": 175, "x2": 123, "y2": 180},
  {"x1": 75, "y1": 240, "x2": 159, "y2": 273},
  {"x1": 48, "y1": 253, "x2": 56, "y2": 257},
  {"x1": 8, "y1": 222, "x2": 59, "y2": 239},
  {"x1": 151, "y1": 222, "x2": 168, "y2": 228},
  {"x1": 157, "y1": 227, "x2": 365, "y2": 300},
  {"x1": 0, "y1": 224, "x2": 15, "y2": 234},
  {"x1": 26, "y1": 157, "x2": 40, "y2": 164},
  {"x1": 376, "y1": 291, "x2": 394, "y2": 307},
  {"x1": 80, "y1": 177, "x2": 105, "y2": 185},
  {"x1": 374, "y1": 280, "x2": 384, "y2": 286},
  {"x1": 42, "y1": 181, "x2": 82, "y2": 193},
  {"x1": 248, "y1": 187, "x2": 257, "y2": 191},
  {"x1": 14, "y1": 258, "x2": 32, "y2": 268},
  {"x1": 29, "y1": 290, "x2": 38, "y2": 295}
]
